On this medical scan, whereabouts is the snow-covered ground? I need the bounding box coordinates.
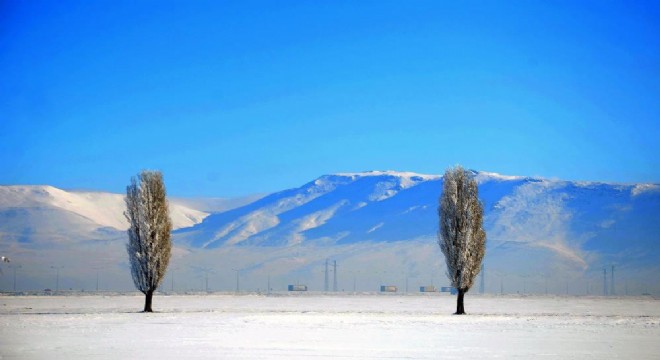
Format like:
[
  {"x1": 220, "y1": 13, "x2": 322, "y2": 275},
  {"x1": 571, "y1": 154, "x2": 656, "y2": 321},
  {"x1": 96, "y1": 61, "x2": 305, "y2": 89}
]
[{"x1": 1, "y1": 294, "x2": 658, "y2": 359}]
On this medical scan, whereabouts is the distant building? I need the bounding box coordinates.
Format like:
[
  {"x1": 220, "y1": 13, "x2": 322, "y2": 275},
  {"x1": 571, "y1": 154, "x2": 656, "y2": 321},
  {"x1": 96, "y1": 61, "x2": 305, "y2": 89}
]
[
  {"x1": 419, "y1": 286, "x2": 437, "y2": 293},
  {"x1": 380, "y1": 285, "x2": 397, "y2": 292},
  {"x1": 288, "y1": 285, "x2": 308, "y2": 291}
]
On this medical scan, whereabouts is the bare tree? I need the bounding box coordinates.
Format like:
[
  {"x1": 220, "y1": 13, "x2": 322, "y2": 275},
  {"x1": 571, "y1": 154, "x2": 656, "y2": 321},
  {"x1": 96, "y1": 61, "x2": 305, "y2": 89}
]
[
  {"x1": 438, "y1": 166, "x2": 486, "y2": 315},
  {"x1": 125, "y1": 171, "x2": 172, "y2": 312}
]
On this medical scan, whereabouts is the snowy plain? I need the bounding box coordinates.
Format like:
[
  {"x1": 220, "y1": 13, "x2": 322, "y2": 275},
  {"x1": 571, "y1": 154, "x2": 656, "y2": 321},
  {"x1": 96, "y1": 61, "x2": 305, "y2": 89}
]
[{"x1": 1, "y1": 294, "x2": 658, "y2": 359}]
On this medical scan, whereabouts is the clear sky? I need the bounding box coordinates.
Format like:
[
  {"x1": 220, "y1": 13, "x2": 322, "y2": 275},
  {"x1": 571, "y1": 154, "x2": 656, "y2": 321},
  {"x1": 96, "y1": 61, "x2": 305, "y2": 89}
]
[{"x1": 1, "y1": 0, "x2": 658, "y2": 197}]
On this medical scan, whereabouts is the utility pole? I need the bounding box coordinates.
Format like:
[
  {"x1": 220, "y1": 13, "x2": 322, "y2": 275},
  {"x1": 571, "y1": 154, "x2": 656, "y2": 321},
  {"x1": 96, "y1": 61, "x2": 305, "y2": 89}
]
[
  {"x1": 51, "y1": 266, "x2": 63, "y2": 292},
  {"x1": 603, "y1": 268, "x2": 608, "y2": 296},
  {"x1": 353, "y1": 273, "x2": 356, "y2": 293},
  {"x1": 267, "y1": 275, "x2": 271, "y2": 295},
  {"x1": 232, "y1": 269, "x2": 240, "y2": 293},
  {"x1": 96, "y1": 270, "x2": 99, "y2": 292},
  {"x1": 324, "y1": 259, "x2": 329, "y2": 292},
  {"x1": 611, "y1": 265, "x2": 615, "y2": 296},
  {"x1": 333, "y1": 260, "x2": 338, "y2": 292}
]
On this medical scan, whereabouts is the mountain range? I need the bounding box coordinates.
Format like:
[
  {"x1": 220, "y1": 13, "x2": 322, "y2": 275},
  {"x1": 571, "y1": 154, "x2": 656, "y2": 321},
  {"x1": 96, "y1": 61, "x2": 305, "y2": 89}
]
[{"x1": 1, "y1": 171, "x2": 658, "y2": 294}]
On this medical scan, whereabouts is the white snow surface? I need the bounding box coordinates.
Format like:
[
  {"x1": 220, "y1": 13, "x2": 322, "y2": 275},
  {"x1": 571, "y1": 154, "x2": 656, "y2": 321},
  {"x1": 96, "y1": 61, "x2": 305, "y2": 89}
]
[
  {"x1": 631, "y1": 183, "x2": 660, "y2": 196},
  {"x1": 473, "y1": 171, "x2": 527, "y2": 183},
  {"x1": 290, "y1": 200, "x2": 349, "y2": 245},
  {"x1": 1, "y1": 294, "x2": 658, "y2": 359},
  {"x1": 332, "y1": 170, "x2": 440, "y2": 181},
  {"x1": 0, "y1": 185, "x2": 208, "y2": 230},
  {"x1": 326, "y1": 171, "x2": 440, "y2": 202}
]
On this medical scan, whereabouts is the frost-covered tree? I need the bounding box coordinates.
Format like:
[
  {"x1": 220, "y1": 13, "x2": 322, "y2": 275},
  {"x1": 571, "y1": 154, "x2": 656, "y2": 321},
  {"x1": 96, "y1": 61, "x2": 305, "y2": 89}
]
[
  {"x1": 0, "y1": 256, "x2": 9, "y2": 276},
  {"x1": 125, "y1": 171, "x2": 172, "y2": 312},
  {"x1": 438, "y1": 166, "x2": 486, "y2": 315}
]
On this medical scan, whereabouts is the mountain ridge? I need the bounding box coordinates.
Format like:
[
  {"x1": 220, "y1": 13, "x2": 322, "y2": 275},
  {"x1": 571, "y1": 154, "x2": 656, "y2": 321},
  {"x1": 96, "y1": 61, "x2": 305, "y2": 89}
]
[
  {"x1": 175, "y1": 170, "x2": 659, "y2": 268},
  {"x1": 0, "y1": 185, "x2": 209, "y2": 232},
  {"x1": 1, "y1": 170, "x2": 659, "y2": 293}
]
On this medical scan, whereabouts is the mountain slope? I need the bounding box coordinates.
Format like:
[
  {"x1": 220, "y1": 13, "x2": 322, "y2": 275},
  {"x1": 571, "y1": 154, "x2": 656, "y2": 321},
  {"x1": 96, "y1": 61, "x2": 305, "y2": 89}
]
[
  {"x1": 0, "y1": 185, "x2": 210, "y2": 246},
  {"x1": 175, "y1": 171, "x2": 660, "y2": 271},
  {"x1": 175, "y1": 171, "x2": 441, "y2": 247},
  {"x1": 175, "y1": 170, "x2": 529, "y2": 247}
]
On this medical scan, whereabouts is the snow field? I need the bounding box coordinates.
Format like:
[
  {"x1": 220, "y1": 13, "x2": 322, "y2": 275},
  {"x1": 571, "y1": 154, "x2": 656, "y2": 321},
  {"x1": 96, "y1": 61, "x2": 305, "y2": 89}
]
[{"x1": 1, "y1": 294, "x2": 658, "y2": 359}]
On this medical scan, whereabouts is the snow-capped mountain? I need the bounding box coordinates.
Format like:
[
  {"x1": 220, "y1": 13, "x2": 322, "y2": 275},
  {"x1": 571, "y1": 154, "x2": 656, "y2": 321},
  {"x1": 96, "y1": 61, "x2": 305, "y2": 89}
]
[
  {"x1": 1, "y1": 171, "x2": 658, "y2": 293},
  {"x1": 175, "y1": 171, "x2": 442, "y2": 248},
  {"x1": 0, "y1": 185, "x2": 209, "y2": 231},
  {"x1": 176, "y1": 170, "x2": 660, "y2": 269},
  {"x1": 168, "y1": 170, "x2": 660, "y2": 295}
]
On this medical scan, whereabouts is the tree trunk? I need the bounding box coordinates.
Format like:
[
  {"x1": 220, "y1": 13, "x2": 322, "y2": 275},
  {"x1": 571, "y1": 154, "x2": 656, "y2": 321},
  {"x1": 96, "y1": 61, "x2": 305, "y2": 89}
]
[
  {"x1": 455, "y1": 288, "x2": 466, "y2": 315},
  {"x1": 144, "y1": 289, "x2": 154, "y2": 312}
]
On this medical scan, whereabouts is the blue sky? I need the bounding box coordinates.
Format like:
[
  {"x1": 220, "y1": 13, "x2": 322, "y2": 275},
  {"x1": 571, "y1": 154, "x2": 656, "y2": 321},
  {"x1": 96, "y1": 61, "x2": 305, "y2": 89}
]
[{"x1": 1, "y1": 0, "x2": 658, "y2": 197}]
